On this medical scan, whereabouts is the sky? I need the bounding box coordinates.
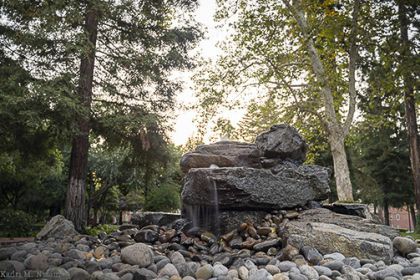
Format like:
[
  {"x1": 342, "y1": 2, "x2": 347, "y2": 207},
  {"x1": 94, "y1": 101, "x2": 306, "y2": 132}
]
[{"x1": 169, "y1": 0, "x2": 238, "y2": 146}]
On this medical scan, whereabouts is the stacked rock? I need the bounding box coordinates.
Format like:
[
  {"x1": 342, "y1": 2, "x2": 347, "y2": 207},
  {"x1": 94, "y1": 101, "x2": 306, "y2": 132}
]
[
  {"x1": 0, "y1": 213, "x2": 416, "y2": 280},
  {"x1": 180, "y1": 124, "x2": 330, "y2": 233}
]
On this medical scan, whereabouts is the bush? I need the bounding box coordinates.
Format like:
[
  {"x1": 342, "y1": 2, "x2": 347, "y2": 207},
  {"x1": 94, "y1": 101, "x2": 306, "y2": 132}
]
[
  {"x1": 86, "y1": 224, "x2": 118, "y2": 237},
  {"x1": 145, "y1": 183, "x2": 180, "y2": 212},
  {"x1": 0, "y1": 209, "x2": 34, "y2": 237}
]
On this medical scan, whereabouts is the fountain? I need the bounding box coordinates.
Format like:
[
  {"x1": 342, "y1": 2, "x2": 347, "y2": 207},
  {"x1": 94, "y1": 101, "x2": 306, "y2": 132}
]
[{"x1": 180, "y1": 124, "x2": 331, "y2": 233}]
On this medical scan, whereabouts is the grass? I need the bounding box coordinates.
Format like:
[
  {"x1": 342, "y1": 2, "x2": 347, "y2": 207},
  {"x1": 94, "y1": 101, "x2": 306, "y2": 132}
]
[{"x1": 400, "y1": 230, "x2": 420, "y2": 240}]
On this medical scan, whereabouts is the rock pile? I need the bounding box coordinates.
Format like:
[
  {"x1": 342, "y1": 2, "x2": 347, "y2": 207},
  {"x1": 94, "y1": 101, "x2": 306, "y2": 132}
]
[
  {"x1": 181, "y1": 124, "x2": 330, "y2": 233},
  {"x1": 0, "y1": 213, "x2": 418, "y2": 280}
]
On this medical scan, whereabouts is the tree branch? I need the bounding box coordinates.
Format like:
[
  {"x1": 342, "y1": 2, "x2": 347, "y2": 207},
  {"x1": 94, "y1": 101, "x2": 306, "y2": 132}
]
[{"x1": 343, "y1": 0, "x2": 360, "y2": 136}]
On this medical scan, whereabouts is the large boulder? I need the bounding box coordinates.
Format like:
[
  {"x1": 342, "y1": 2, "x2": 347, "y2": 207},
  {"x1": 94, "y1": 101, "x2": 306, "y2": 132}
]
[
  {"x1": 284, "y1": 208, "x2": 398, "y2": 263},
  {"x1": 293, "y1": 208, "x2": 399, "y2": 239},
  {"x1": 286, "y1": 222, "x2": 394, "y2": 263},
  {"x1": 181, "y1": 166, "x2": 330, "y2": 211},
  {"x1": 255, "y1": 124, "x2": 307, "y2": 162},
  {"x1": 131, "y1": 211, "x2": 180, "y2": 228},
  {"x1": 180, "y1": 141, "x2": 262, "y2": 173},
  {"x1": 36, "y1": 215, "x2": 78, "y2": 240}
]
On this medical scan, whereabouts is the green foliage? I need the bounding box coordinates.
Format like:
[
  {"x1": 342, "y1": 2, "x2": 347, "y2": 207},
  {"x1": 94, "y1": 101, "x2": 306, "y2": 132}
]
[
  {"x1": 86, "y1": 224, "x2": 118, "y2": 237},
  {"x1": 144, "y1": 183, "x2": 180, "y2": 212},
  {"x1": 0, "y1": 209, "x2": 34, "y2": 237}
]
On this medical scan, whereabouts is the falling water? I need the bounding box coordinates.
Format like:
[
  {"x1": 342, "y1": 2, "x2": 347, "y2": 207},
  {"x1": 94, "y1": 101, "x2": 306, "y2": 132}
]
[
  {"x1": 211, "y1": 179, "x2": 220, "y2": 236},
  {"x1": 183, "y1": 177, "x2": 221, "y2": 236}
]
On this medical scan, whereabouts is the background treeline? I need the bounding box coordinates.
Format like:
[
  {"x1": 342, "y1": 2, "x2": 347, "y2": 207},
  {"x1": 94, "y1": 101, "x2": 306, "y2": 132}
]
[{"x1": 0, "y1": 0, "x2": 419, "y2": 236}]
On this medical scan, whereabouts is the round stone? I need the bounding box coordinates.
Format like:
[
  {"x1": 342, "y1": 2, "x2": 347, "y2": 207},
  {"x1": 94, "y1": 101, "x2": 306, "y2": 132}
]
[
  {"x1": 46, "y1": 267, "x2": 70, "y2": 280},
  {"x1": 249, "y1": 269, "x2": 273, "y2": 280},
  {"x1": 24, "y1": 254, "x2": 49, "y2": 271},
  {"x1": 238, "y1": 266, "x2": 249, "y2": 280},
  {"x1": 195, "y1": 264, "x2": 213, "y2": 280},
  {"x1": 393, "y1": 237, "x2": 417, "y2": 256},
  {"x1": 121, "y1": 243, "x2": 153, "y2": 267},
  {"x1": 68, "y1": 267, "x2": 90, "y2": 280},
  {"x1": 159, "y1": 263, "x2": 180, "y2": 277},
  {"x1": 213, "y1": 263, "x2": 228, "y2": 277},
  {"x1": 299, "y1": 264, "x2": 319, "y2": 279}
]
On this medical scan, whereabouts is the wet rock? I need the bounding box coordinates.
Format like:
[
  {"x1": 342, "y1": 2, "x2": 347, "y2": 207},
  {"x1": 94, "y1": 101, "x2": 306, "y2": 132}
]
[{"x1": 182, "y1": 167, "x2": 330, "y2": 213}]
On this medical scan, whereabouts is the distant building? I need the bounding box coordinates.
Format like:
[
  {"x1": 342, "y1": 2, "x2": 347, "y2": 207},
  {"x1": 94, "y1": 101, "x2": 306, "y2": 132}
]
[{"x1": 378, "y1": 207, "x2": 414, "y2": 231}]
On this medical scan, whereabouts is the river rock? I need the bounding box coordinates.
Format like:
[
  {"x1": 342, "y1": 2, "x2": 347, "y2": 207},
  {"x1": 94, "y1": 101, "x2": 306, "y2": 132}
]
[
  {"x1": 182, "y1": 166, "x2": 330, "y2": 212},
  {"x1": 286, "y1": 221, "x2": 394, "y2": 262},
  {"x1": 393, "y1": 237, "x2": 417, "y2": 256},
  {"x1": 121, "y1": 243, "x2": 153, "y2": 267},
  {"x1": 180, "y1": 141, "x2": 262, "y2": 173},
  {"x1": 36, "y1": 215, "x2": 78, "y2": 240},
  {"x1": 255, "y1": 124, "x2": 307, "y2": 162}
]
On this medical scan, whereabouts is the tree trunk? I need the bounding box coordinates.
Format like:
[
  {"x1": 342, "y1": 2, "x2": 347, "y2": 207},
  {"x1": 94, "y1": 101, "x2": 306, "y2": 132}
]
[
  {"x1": 410, "y1": 204, "x2": 417, "y2": 231},
  {"x1": 330, "y1": 133, "x2": 354, "y2": 201},
  {"x1": 383, "y1": 199, "x2": 390, "y2": 226},
  {"x1": 65, "y1": 5, "x2": 98, "y2": 232},
  {"x1": 398, "y1": 1, "x2": 420, "y2": 229},
  {"x1": 284, "y1": 0, "x2": 359, "y2": 202}
]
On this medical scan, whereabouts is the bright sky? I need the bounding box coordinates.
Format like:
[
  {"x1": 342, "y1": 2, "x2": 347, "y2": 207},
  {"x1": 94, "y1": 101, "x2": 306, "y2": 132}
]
[{"x1": 169, "y1": 0, "x2": 244, "y2": 146}]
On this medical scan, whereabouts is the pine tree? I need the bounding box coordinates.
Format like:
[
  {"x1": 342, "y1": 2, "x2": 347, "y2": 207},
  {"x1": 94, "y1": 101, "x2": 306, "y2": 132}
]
[{"x1": 0, "y1": 0, "x2": 201, "y2": 231}]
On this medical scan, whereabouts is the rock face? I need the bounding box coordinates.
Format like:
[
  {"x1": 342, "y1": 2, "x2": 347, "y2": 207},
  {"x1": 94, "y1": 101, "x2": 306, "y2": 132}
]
[
  {"x1": 182, "y1": 166, "x2": 330, "y2": 211},
  {"x1": 36, "y1": 215, "x2": 78, "y2": 240},
  {"x1": 285, "y1": 208, "x2": 398, "y2": 262},
  {"x1": 180, "y1": 141, "x2": 262, "y2": 173},
  {"x1": 180, "y1": 124, "x2": 329, "y2": 232},
  {"x1": 255, "y1": 124, "x2": 307, "y2": 162},
  {"x1": 294, "y1": 208, "x2": 399, "y2": 239},
  {"x1": 323, "y1": 202, "x2": 378, "y2": 221}
]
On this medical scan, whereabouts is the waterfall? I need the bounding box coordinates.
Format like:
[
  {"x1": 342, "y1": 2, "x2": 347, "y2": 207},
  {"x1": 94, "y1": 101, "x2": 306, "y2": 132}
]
[{"x1": 183, "y1": 178, "x2": 220, "y2": 235}]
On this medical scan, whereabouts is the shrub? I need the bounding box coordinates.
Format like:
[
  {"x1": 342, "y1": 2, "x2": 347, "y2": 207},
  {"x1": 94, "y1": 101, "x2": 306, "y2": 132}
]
[
  {"x1": 144, "y1": 183, "x2": 180, "y2": 212},
  {"x1": 0, "y1": 209, "x2": 34, "y2": 237},
  {"x1": 86, "y1": 224, "x2": 118, "y2": 237}
]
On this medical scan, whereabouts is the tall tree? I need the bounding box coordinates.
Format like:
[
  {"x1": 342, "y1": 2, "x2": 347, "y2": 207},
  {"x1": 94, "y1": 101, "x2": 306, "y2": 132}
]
[
  {"x1": 397, "y1": 0, "x2": 420, "y2": 221},
  {"x1": 66, "y1": 2, "x2": 98, "y2": 231},
  {"x1": 194, "y1": 0, "x2": 361, "y2": 201},
  {"x1": 1, "y1": 0, "x2": 201, "y2": 230}
]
